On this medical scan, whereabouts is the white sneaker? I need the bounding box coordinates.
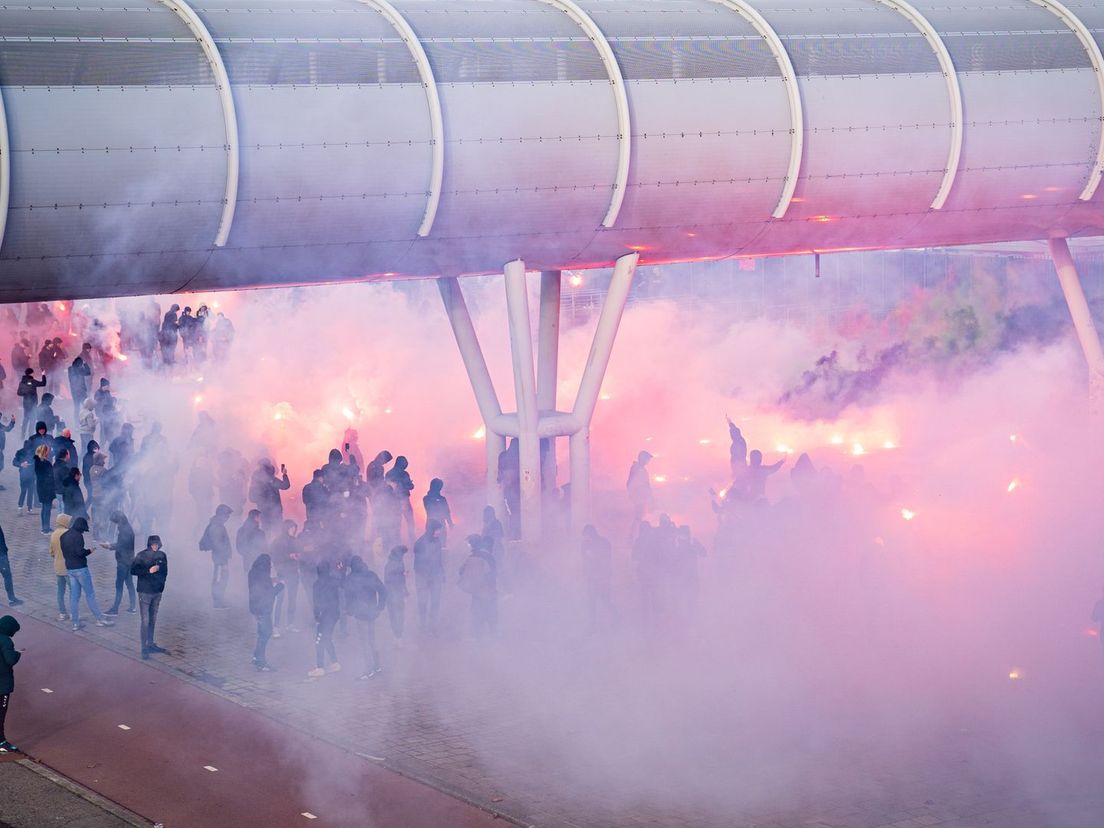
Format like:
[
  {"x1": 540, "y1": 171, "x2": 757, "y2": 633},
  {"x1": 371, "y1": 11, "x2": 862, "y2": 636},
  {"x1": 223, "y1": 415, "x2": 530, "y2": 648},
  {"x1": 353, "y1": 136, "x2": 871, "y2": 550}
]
[
  {"x1": 327, "y1": 662, "x2": 341, "y2": 674},
  {"x1": 306, "y1": 667, "x2": 326, "y2": 678}
]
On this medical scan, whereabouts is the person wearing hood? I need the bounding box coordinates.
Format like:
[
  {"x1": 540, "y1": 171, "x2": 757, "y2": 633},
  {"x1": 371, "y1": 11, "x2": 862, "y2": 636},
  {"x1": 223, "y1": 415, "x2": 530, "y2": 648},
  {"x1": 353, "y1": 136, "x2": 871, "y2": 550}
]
[
  {"x1": 33, "y1": 444, "x2": 56, "y2": 534},
  {"x1": 626, "y1": 450, "x2": 654, "y2": 539},
  {"x1": 108, "y1": 423, "x2": 135, "y2": 472},
  {"x1": 0, "y1": 411, "x2": 15, "y2": 485},
  {"x1": 307, "y1": 560, "x2": 341, "y2": 679},
  {"x1": 13, "y1": 445, "x2": 35, "y2": 514},
  {"x1": 459, "y1": 534, "x2": 498, "y2": 638},
  {"x1": 33, "y1": 392, "x2": 60, "y2": 435},
  {"x1": 249, "y1": 460, "x2": 290, "y2": 534},
  {"x1": 101, "y1": 511, "x2": 137, "y2": 616},
  {"x1": 16, "y1": 369, "x2": 46, "y2": 439},
  {"x1": 247, "y1": 553, "x2": 283, "y2": 671},
  {"x1": 61, "y1": 517, "x2": 113, "y2": 630},
  {"x1": 0, "y1": 615, "x2": 22, "y2": 753},
  {"x1": 139, "y1": 422, "x2": 168, "y2": 462},
  {"x1": 365, "y1": 450, "x2": 392, "y2": 497},
  {"x1": 78, "y1": 398, "x2": 97, "y2": 453},
  {"x1": 346, "y1": 556, "x2": 387, "y2": 679},
  {"x1": 412, "y1": 519, "x2": 445, "y2": 635},
  {"x1": 0, "y1": 523, "x2": 22, "y2": 609},
  {"x1": 270, "y1": 520, "x2": 301, "y2": 636},
  {"x1": 383, "y1": 545, "x2": 409, "y2": 647},
  {"x1": 159, "y1": 304, "x2": 180, "y2": 366},
  {"x1": 422, "y1": 478, "x2": 454, "y2": 549},
  {"x1": 67, "y1": 355, "x2": 91, "y2": 426},
  {"x1": 235, "y1": 508, "x2": 268, "y2": 584},
  {"x1": 385, "y1": 456, "x2": 415, "y2": 544},
  {"x1": 60, "y1": 467, "x2": 87, "y2": 519},
  {"x1": 301, "y1": 469, "x2": 331, "y2": 525},
  {"x1": 200, "y1": 504, "x2": 234, "y2": 609},
  {"x1": 49, "y1": 513, "x2": 71, "y2": 619},
  {"x1": 54, "y1": 429, "x2": 77, "y2": 470},
  {"x1": 131, "y1": 535, "x2": 168, "y2": 659},
  {"x1": 321, "y1": 449, "x2": 351, "y2": 496}
]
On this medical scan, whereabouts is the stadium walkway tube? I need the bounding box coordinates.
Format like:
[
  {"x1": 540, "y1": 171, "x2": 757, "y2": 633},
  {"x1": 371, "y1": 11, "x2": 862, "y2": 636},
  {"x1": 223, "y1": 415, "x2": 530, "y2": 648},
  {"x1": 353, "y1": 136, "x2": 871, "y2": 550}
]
[
  {"x1": 359, "y1": 0, "x2": 444, "y2": 236},
  {"x1": 157, "y1": 0, "x2": 239, "y2": 247},
  {"x1": 542, "y1": 0, "x2": 631, "y2": 228},
  {"x1": 537, "y1": 270, "x2": 562, "y2": 490},
  {"x1": 871, "y1": 0, "x2": 963, "y2": 209},
  {"x1": 1030, "y1": 0, "x2": 1104, "y2": 201},
  {"x1": 569, "y1": 252, "x2": 639, "y2": 528},
  {"x1": 0, "y1": 87, "x2": 9, "y2": 255},
  {"x1": 437, "y1": 277, "x2": 505, "y2": 510},
  {"x1": 710, "y1": 0, "x2": 804, "y2": 218},
  {"x1": 505, "y1": 259, "x2": 543, "y2": 544},
  {"x1": 1049, "y1": 237, "x2": 1104, "y2": 403}
]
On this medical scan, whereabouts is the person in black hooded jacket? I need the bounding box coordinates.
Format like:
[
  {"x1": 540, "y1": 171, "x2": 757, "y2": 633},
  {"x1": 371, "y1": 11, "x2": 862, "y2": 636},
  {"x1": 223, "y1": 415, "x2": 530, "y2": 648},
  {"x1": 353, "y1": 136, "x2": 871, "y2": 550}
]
[
  {"x1": 16, "y1": 369, "x2": 45, "y2": 439},
  {"x1": 101, "y1": 511, "x2": 136, "y2": 616},
  {"x1": 345, "y1": 556, "x2": 386, "y2": 680},
  {"x1": 33, "y1": 444, "x2": 55, "y2": 534},
  {"x1": 131, "y1": 535, "x2": 168, "y2": 659},
  {"x1": 61, "y1": 517, "x2": 113, "y2": 630},
  {"x1": 248, "y1": 553, "x2": 283, "y2": 671},
  {"x1": 200, "y1": 504, "x2": 233, "y2": 609},
  {"x1": 60, "y1": 467, "x2": 87, "y2": 520},
  {"x1": 307, "y1": 561, "x2": 341, "y2": 678},
  {"x1": 0, "y1": 614, "x2": 22, "y2": 753}
]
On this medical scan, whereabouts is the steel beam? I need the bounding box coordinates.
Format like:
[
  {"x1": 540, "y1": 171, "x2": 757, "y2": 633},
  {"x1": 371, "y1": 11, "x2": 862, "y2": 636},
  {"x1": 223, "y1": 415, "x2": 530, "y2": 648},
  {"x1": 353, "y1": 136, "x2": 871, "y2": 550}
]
[
  {"x1": 0, "y1": 87, "x2": 9, "y2": 257},
  {"x1": 359, "y1": 0, "x2": 445, "y2": 236},
  {"x1": 710, "y1": 0, "x2": 804, "y2": 219},
  {"x1": 1030, "y1": 0, "x2": 1104, "y2": 201},
  {"x1": 1049, "y1": 237, "x2": 1104, "y2": 401},
  {"x1": 157, "y1": 0, "x2": 239, "y2": 247},
  {"x1": 542, "y1": 0, "x2": 631, "y2": 228},
  {"x1": 538, "y1": 270, "x2": 562, "y2": 491},
  {"x1": 872, "y1": 0, "x2": 963, "y2": 210}
]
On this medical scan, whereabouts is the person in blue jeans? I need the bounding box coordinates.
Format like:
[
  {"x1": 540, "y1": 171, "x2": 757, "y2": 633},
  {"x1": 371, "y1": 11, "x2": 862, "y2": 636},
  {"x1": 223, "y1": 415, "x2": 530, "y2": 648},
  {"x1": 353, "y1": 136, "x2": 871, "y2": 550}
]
[{"x1": 60, "y1": 517, "x2": 114, "y2": 631}]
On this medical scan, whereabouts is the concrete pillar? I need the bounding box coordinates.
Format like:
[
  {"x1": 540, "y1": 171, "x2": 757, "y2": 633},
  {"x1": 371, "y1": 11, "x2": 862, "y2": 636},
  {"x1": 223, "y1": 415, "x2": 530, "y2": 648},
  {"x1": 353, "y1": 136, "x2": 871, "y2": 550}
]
[
  {"x1": 537, "y1": 270, "x2": 561, "y2": 491},
  {"x1": 503, "y1": 260, "x2": 542, "y2": 545},
  {"x1": 1049, "y1": 238, "x2": 1104, "y2": 403},
  {"x1": 569, "y1": 428, "x2": 590, "y2": 531}
]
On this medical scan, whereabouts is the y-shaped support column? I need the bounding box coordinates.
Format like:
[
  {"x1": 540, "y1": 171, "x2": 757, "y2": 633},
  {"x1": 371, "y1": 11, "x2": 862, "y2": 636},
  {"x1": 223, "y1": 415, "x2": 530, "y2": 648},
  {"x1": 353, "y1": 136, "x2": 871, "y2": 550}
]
[
  {"x1": 439, "y1": 253, "x2": 639, "y2": 547},
  {"x1": 1049, "y1": 237, "x2": 1104, "y2": 403}
]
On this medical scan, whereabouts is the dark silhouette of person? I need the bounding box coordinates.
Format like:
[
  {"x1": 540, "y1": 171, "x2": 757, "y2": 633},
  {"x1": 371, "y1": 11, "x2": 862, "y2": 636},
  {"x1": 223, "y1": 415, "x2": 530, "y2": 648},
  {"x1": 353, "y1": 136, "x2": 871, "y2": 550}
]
[
  {"x1": 200, "y1": 504, "x2": 234, "y2": 609},
  {"x1": 16, "y1": 370, "x2": 46, "y2": 439},
  {"x1": 412, "y1": 519, "x2": 445, "y2": 634}
]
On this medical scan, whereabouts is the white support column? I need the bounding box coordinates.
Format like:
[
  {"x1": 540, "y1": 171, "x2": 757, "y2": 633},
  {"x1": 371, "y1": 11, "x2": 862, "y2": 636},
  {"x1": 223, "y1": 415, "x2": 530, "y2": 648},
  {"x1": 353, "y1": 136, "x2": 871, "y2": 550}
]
[
  {"x1": 504, "y1": 260, "x2": 542, "y2": 544},
  {"x1": 571, "y1": 253, "x2": 639, "y2": 428},
  {"x1": 1049, "y1": 237, "x2": 1104, "y2": 402},
  {"x1": 437, "y1": 277, "x2": 507, "y2": 511},
  {"x1": 538, "y1": 270, "x2": 561, "y2": 492},
  {"x1": 569, "y1": 429, "x2": 590, "y2": 531}
]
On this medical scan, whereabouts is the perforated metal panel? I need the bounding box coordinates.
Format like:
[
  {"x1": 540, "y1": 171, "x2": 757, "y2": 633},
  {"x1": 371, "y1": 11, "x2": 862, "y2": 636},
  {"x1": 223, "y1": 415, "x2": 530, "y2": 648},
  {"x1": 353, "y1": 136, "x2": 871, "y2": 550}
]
[
  {"x1": 0, "y1": 1, "x2": 229, "y2": 294},
  {"x1": 187, "y1": 0, "x2": 432, "y2": 276},
  {"x1": 0, "y1": 2, "x2": 214, "y2": 86}
]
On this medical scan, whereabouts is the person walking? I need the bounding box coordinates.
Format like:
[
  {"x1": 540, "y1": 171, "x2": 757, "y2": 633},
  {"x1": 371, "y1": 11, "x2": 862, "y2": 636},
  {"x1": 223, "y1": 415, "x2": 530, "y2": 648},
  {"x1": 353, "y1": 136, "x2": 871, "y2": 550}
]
[
  {"x1": 67, "y1": 356, "x2": 91, "y2": 426},
  {"x1": 413, "y1": 520, "x2": 445, "y2": 635},
  {"x1": 346, "y1": 556, "x2": 386, "y2": 679},
  {"x1": 61, "y1": 517, "x2": 113, "y2": 631},
  {"x1": 383, "y1": 545, "x2": 408, "y2": 648},
  {"x1": 101, "y1": 511, "x2": 137, "y2": 616},
  {"x1": 247, "y1": 553, "x2": 283, "y2": 672},
  {"x1": 48, "y1": 513, "x2": 71, "y2": 620},
  {"x1": 422, "y1": 478, "x2": 454, "y2": 548},
  {"x1": 131, "y1": 536, "x2": 168, "y2": 659},
  {"x1": 459, "y1": 535, "x2": 498, "y2": 639},
  {"x1": 33, "y1": 443, "x2": 55, "y2": 534},
  {"x1": 307, "y1": 560, "x2": 341, "y2": 678},
  {"x1": 0, "y1": 524, "x2": 23, "y2": 608},
  {"x1": 60, "y1": 468, "x2": 87, "y2": 519},
  {"x1": 200, "y1": 504, "x2": 233, "y2": 609},
  {"x1": 235, "y1": 508, "x2": 267, "y2": 585},
  {"x1": 0, "y1": 413, "x2": 15, "y2": 488},
  {"x1": 270, "y1": 520, "x2": 300, "y2": 635},
  {"x1": 78, "y1": 399, "x2": 97, "y2": 453},
  {"x1": 0, "y1": 615, "x2": 21, "y2": 753}
]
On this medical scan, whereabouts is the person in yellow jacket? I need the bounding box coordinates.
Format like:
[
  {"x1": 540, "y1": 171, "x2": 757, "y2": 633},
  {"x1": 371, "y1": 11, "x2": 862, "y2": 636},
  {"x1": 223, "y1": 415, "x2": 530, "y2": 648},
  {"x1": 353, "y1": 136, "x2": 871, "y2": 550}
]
[{"x1": 49, "y1": 513, "x2": 71, "y2": 621}]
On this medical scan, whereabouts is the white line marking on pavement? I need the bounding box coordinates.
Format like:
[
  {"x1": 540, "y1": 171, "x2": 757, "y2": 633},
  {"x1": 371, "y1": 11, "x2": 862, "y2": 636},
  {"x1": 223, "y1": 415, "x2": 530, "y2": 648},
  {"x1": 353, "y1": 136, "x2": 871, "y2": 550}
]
[
  {"x1": 40, "y1": 688, "x2": 53, "y2": 693},
  {"x1": 117, "y1": 724, "x2": 131, "y2": 731},
  {"x1": 203, "y1": 766, "x2": 218, "y2": 772},
  {"x1": 301, "y1": 812, "x2": 318, "y2": 820}
]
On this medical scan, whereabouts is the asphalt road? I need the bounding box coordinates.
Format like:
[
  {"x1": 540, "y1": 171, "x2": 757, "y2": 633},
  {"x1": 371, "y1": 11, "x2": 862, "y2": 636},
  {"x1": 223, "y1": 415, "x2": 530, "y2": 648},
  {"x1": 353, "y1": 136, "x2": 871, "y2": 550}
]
[{"x1": 6, "y1": 614, "x2": 505, "y2": 828}]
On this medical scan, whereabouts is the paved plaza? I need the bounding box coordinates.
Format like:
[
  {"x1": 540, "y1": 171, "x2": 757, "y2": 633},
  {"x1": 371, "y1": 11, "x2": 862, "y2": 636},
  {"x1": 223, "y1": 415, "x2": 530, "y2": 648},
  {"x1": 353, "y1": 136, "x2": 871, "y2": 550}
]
[{"x1": 2, "y1": 471, "x2": 1102, "y2": 828}]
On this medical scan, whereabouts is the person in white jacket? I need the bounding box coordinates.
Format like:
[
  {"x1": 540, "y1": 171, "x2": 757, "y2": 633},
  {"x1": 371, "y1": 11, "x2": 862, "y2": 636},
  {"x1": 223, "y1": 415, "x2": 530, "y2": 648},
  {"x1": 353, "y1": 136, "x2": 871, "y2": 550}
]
[{"x1": 78, "y1": 399, "x2": 97, "y2": 454}]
